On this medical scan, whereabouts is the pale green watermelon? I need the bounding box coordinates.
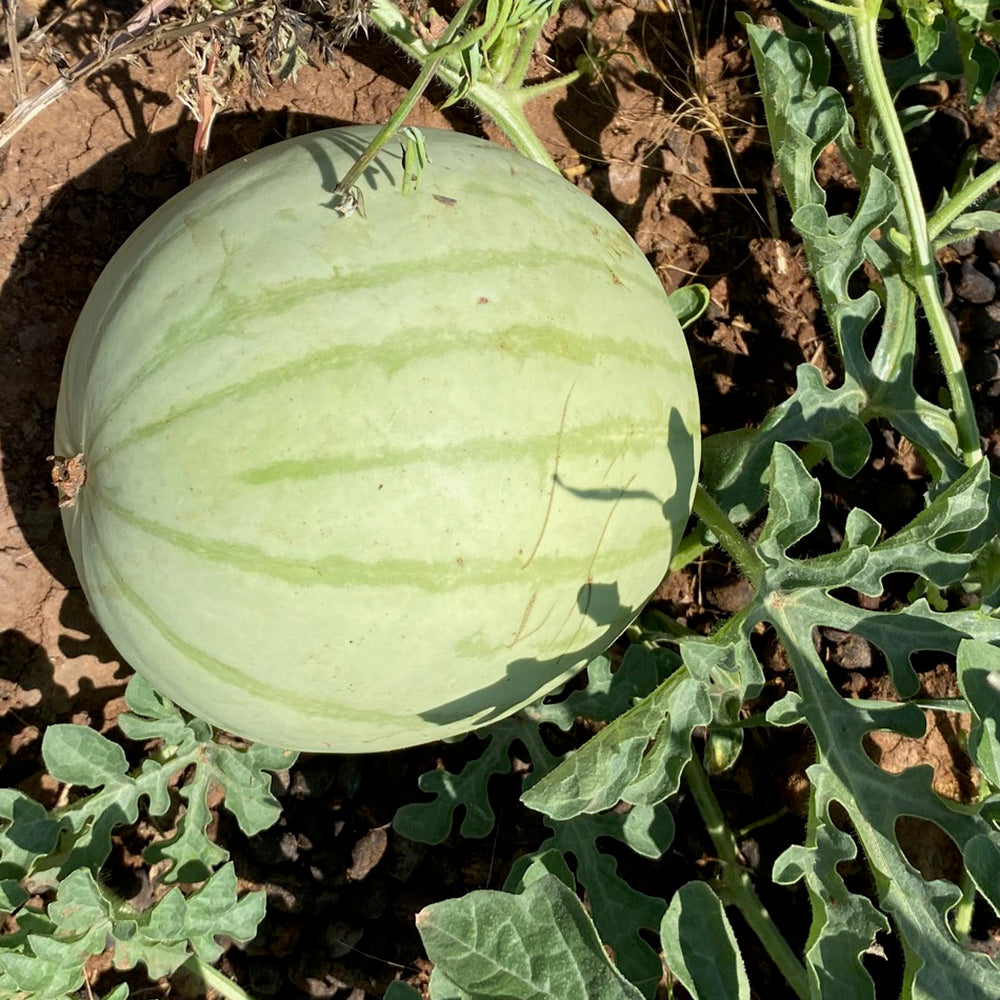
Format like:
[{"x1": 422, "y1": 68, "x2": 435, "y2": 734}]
[{"x1": 55, "y1": 125, "x2": 700, "y2": 752}]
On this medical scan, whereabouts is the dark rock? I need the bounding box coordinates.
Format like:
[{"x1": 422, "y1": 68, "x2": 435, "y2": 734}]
[
  {"x1": 939, "y1": 270, "x2": 953, "y2": 308},
  {"x1": 323, "y1": 918, "x2": 365, "y2": 958},
  {"x1": 836, "y1": 633, "x2": 875, "y2": 671},
  {"x1": 385, "y1": 834, "x2": 428, "y2": 881},
  {"x1": 944, "y1": 308, "x2": 960, "y2": 344},
  {"x1": 247, "y1": 959, "x2": 286, "y2": 996},
  {"x1": 347, "y1": 824, "x2": 389, "y2": 882},
  {"x1": 966, "y1": 352, "x2": 1000, "y2": 385},
  {"x1": 981, "y1": 228, "x2": 1000, "y2": 261},
  {"x1": 289, "y1": 757, "x2": 341, "y2": 799},
  {"x1": 270, "y1": 767, "x2": 292, "y2": 798},
  {"x1": 264, "y1": 874, "x2": 309, "y2": 914},
  {"x1": 951, "y1": 236, "x2": 977, "y2": 258},
  {"x1": 971, "y1": 301, "x2": 1000, "y2": 346},
  {"x1": 249, "y1": 826, "x2": 295, "y2": 867},
  {"x1": 954, "y1": 259, "x2": 997, "y2": 304},
  {"x1": 355, "y1": 875, "x2": 389, "y2": 920},
  {"x1": 290, "y1": 954, "x2": 349, "y2": 998}
]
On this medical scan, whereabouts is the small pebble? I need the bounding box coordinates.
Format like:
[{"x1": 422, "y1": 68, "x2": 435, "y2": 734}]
[
  {"x1": 288, "y1": 757, "x2": 341, "y2": 799},
  {"x1": 971, "y1": 301, "x2": 1000, "y2": 345},
  {"x1": 356, "y1": 876, "x2": 389, "y2": 920},
  {"x1": 249, "y1": 827, "x2": 294, "y2": 866},
  {"x1": 981, "y1": 229, "x2": 1000, "y2": 261},
  {"x1": 965, "y1": 352, "x2": 1000, "y2": 385},
  {"x1": 951, "y1": 236, "x2": 977, "y2": 257},
  {"x1": 385, "y1": 834, "x2": 427, "y2": 881},
  {"x1": 264, "y1": 874, "x2": 309, "y2": 913},
  {"x1": 955, "y1": 258, "x2": 997, "y2": 304},
  {"x1": 944, "y1": 308, "x2": 961, "y2": 344},
  {"x1": 836, "y1": 632, "x2": 875, "y2": 671},
  {"x1": 939, "y1": 271, "x2": 953, "y2": 308},
  {"x1": 290, "y1": 954, "x2": 350, "y2": 997},
  {"x1": 247, "y1": 959, "x2": 286, "y2": 997},
  {"x1": 270, "y1": 768, "x2": 292, "y2": 798},
  {"x1": 347, "y1": 824, "x2": 389, "y2": 882},
  {"x1": 323, "y1": 918, "x2": 365, "y2": 958}
]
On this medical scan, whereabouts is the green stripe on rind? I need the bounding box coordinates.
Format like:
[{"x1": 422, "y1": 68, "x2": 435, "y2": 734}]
[
  {"x1": 91, "y1": 412, "x2": 672, "y2": 485},
  {"x1": 84, "y1": 320, "x2": 680, "y2": 463},
  {"x1": 89, "y1": 484, "x2": 672, "y2": 592},
  {"x1": 82, "y1": 245, "x2": 666, "y2": 453},
  {"x1": 80, "y1": 496, "x2": 404, "y2": 730}
]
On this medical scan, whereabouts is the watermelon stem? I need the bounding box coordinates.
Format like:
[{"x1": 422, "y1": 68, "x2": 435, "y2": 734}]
[
  {"x1": 367, "y1": 0, "x2": 559, "y2": 171},
  {"x1": 691, "y1": 484, "x2": 766, "y2": 586},
  {"x1": 182, "y1": 954, "x2": 258, "y2": 1000},
  {"x1": 684, "y1": 750, "x2": 811, "y2": 999}
]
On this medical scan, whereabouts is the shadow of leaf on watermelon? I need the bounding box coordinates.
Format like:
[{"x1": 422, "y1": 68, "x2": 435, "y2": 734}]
[
  {"x1": 54, "y1": 126, "x2": 701, "y2": 753},
  {"x1": 422, "y1": 409, "x2": 697, "y2": 730}
]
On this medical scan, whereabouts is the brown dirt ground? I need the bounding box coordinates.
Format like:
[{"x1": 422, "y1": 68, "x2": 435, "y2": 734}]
[{"x1": 2, "y1": 1, "x2": 999, "y2": 997}]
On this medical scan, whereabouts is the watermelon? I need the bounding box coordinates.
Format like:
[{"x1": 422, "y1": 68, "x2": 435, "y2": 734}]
[{"x1": 54, "y1": 125, "x2": 700, "y2": 752}]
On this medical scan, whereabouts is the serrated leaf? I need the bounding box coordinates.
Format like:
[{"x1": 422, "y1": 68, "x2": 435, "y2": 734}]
[
  {"x1": 112, "y1": 864, "x2": 265, "y2": 978},
  {"x1": 393, "y1": 728, "x2": 515, "y2": 844},
  {"x1": 143, "y1": 779, "x2": 228, "y2": 883},
  {"x1": 765, "y1": 592, "x2": 1000, "y2": 997},
  {"x1": 757, "y1": 443, "x2": 822, "y2": 558},
  {"x1": 701, "y1": 365, "x2": 869, "y2": 521},
  {"x1": 957, "y1": 637, "x2": 1000, "y2": 788},
  {"x1": 502, "y1": 795, "x2": 671, "y2": 998},
  {"x1": 667, "y1": 283, "x2": 710, "y2": 329},
  {"x1": 0, "y1": 950, "x2": 87, "y2": 998},
  {"x1": 963, "y1": 834, "x2": 1000, "y2": 918},
  {"x1": 522, "y1": 671, "x2": 708, "y2": 819},
  {"x1": 767, "y1": 693, "x2": 807, "y2": 731},
  {"x1": 42, "y1": 726, "x2": 129, "y2": 787},
  {"x1": 0, "y1": 791, "x2": 63, "y2": 880},
  {"x1": 385, "y1": 982, "x2": 424, "y2": 1000},
  {"x1": 660, "y1": 881, "x2": 749, "y2": 1000},
  {"x1": 0, "y1": 879, "x2": 29, "y2": 911},
  {"x1": 531, "y1": 648, "x2": 677, "y2": 731},
  {"x1": 0, "y1": 869, "x2": 111, "y2": 998},
  {"x1": 772, "y1": 766, "x2": 888, "y2": 1000},
  {"x1": 416, "y1": 873, "x2": 644, "y2": 1000},
  {"x1": 606, "y1": 803, "x2": 675, "y2": 860},
  {"x1": 855, "y1": 459, "x2": 992, "y2": 591},
  {"x1": 505, "y1": 849, "x2": 577, "y2": 893},
  {"x1": 621, "y1": 678, "x2": 712, "y2": 808},
  {"x1": 551, "y1": 813, "x2": 667, "y2": 996},
  {"x1": 897, "y1": 0, "x2": 944, "y2": 63},
  {"x1": 208, "y1": 741, "x2": 293, "y2": 833},
  {"x1": 743, "y1": 12, "x2": 971, "y2": 483},
  {"x1": 146, "y1": 737, "x2": 293, "y2": 882},
  {"x1": 936, "y1": 209, "x2": 1000, "y2": 247},
  {"x1": 117, "y1": 674, "x2": 203, "y2": 748}
]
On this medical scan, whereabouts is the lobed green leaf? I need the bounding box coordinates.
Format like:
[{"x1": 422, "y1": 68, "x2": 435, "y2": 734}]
[
  {"x1": 659, "y1": 881, "x2": 749, "y2": 1000},
  {"x1": 416, "y1": 872, "x2": 644, "y2": 1000}
]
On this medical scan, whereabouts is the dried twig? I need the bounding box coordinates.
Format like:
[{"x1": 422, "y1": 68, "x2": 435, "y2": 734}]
[
  {"x1": 0, "y1": 0, "x2": 265, "y2": 152},
  {"x1": 3, "y1": 0, "x2": 27, "y2": 102}
]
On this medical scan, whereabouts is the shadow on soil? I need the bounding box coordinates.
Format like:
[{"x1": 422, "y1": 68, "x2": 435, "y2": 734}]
[{"x1": 1, "y1": 109, "x2": 362, "y2": 590}]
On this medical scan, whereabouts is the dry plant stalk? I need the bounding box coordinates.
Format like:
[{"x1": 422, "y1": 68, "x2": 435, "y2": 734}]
[
  {"x1": 3, "y1": 0, "x2": 27, "y2": 102},
  {"x1": 0, "y1": 0, "x2": 266, "y2": 152}
]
